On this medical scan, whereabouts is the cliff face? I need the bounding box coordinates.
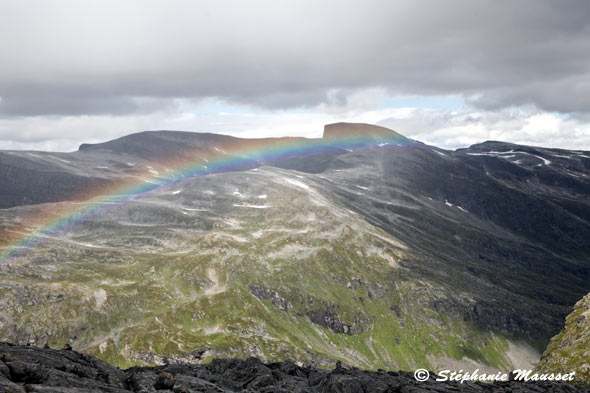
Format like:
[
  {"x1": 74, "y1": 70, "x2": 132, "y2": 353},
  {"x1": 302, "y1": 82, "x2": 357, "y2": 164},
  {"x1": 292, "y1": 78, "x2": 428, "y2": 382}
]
[
  {"x1": 0, "y1": 342, "x2": 587, "y2": 393},
  {"x1": 537, "y1": 293, "x2": 590, "y2": 382}
]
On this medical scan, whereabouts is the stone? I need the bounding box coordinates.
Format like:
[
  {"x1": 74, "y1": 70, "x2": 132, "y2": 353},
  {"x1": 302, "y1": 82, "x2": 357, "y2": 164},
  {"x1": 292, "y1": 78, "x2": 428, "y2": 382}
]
[
  {"x1": 154, "y1": 372, "x2": 175, "y2": 390},
  {"x1": 0, "y1": 342, "x2": 587, "y2": 393}
]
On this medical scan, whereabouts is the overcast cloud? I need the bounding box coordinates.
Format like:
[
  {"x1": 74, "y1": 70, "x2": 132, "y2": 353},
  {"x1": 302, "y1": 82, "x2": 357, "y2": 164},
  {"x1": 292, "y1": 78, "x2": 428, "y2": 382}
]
[{"x1": 0, "y1": 0, "x2": 589, "y2": 151}]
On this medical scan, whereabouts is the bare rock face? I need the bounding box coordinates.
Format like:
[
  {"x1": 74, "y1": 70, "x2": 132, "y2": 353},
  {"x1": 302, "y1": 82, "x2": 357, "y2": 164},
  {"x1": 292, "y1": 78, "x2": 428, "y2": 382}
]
[
  {"x1": 0, "y1": 343, "x2": 588, "y2": 393},
  {"x1": 0, "y1": 342, "x2": 127, "y2": 392}
]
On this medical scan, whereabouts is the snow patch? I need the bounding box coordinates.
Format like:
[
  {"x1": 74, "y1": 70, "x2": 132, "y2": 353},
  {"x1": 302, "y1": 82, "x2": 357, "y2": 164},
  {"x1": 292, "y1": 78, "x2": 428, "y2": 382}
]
[
  {"x1": 564, "y1": 169, "x2": 584, "y2": 178},
  {"x1": 531, "y1": 154, "x2": 551, "y2": 165},
  {"x1": 510, "y1": 151, "x2": 552, "y2": 165},
  {"x1": 233, "y1": 204, "x2": 271, "y2": 209},
  {"x1": 182, "y1": 207, "x2": 208, "y2": 212},
  {"x1": 283, "y1": 178, "x2": 309, "y2": 190},
  {"x1": 355, "y1": 185, "x2": 369, "y2": 190},
  {"x1": 257, "y1": 194, "x2": 267, "y2": 199},
  {"x1": 172, "y1": 190, "x2": 182, "y2": 195},
  {"x1": 466, "y1": 150, "x2": 515, "y2": 157},
  {"x1": 49, "y1": 155, "x2": 71, "y2": 164},
  {"x1": 233, "y1": 189, "x2": 245, "y2": 198}
]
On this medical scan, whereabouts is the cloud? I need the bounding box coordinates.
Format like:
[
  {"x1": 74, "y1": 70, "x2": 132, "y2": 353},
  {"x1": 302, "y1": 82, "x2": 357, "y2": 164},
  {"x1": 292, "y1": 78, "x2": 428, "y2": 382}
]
[
  {"x1": 0, "y1": 0, "x2": 588, "y2": 117},
  {"x1": 0, "y1": 1, "x2": 589, "y2": 152},
  {"x1": 0, "y1": 96, "x2": 411, "y2": 151},
  {"x1": 2, "y1": 95, "x2": 588, "y2": 152},
  {"x1": 378, "y1": 107, "x2": 590, "y2": 150}
]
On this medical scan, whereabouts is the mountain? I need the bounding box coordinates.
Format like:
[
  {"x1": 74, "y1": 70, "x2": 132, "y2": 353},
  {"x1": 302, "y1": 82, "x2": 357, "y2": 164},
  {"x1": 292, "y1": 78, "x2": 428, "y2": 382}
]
[
  {"x1": 536, "y1": 292, "x2": 590, "y2": 381},
  {"x1": 0, "y1": 131, "x2": 309, "y2": 209},
  {"x1": 1, "y1": 123, "x2": 589, "y2": 375}
]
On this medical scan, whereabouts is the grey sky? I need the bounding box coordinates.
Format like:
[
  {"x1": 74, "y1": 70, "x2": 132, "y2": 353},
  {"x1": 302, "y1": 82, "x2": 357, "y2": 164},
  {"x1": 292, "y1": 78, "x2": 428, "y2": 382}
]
[{"x1": 0, "y1": 0, "x2": 589, "y2": 150}]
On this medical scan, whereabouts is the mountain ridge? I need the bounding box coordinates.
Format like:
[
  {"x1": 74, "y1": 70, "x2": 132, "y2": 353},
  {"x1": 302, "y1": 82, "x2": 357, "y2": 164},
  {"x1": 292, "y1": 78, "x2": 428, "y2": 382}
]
[{"x1": 1, "y1": 123, "x2": 589, "y2": 377}]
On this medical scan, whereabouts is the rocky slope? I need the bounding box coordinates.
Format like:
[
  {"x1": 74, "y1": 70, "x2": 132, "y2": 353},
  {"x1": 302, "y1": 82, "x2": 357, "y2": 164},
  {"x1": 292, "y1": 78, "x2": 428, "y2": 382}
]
[
  {"x1": 0, "y1": 342, "x2": 587, "y2": 393},
  {"x1": 537, "y1": 293, "x2": 590, "y2": 381},
  {"x1": 1, "y1": 123, "x2": 589, "y2": 374}
]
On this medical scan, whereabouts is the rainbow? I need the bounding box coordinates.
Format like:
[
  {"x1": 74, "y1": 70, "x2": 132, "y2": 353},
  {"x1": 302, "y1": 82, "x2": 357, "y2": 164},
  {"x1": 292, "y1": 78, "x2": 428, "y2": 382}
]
[{"x1": 0, "y1": 127, "x2": 410, "y2": 262}]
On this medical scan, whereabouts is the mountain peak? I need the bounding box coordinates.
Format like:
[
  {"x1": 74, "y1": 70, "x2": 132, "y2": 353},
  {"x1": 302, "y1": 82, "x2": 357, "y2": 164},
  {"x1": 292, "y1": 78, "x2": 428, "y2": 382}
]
[
  {"x1": 322, "y1": 122, "x2": 404, "y2": 140},
  {"x1": 463, "y1": 140, "x2": 519, "y2": 151}
]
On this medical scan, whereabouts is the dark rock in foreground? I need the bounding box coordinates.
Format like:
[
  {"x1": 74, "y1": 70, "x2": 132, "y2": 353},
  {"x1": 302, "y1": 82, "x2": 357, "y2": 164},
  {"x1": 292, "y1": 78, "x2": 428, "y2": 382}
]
[{"x1": 0, "y1": 343, "x2": 588, "y2": 393}]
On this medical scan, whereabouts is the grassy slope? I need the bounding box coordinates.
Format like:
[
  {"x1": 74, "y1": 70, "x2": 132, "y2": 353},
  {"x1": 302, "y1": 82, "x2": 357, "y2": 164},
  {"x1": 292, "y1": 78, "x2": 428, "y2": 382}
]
[
  {"x1": 0, "y1": 170, "x2": 518, "y2": 371},
  {"x1": 536, "y1": 293, "x2": 590, "y2": 381}
]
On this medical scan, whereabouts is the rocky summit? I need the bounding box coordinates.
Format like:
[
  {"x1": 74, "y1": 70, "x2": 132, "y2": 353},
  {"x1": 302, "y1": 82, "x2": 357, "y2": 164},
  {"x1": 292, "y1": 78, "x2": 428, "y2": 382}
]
[
  {"x1": 0, "y1": 342, "x2": 588, "y2": 393},
  {"x1": 1, "y1": 123, "x2": 590, "y2": 379}
]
